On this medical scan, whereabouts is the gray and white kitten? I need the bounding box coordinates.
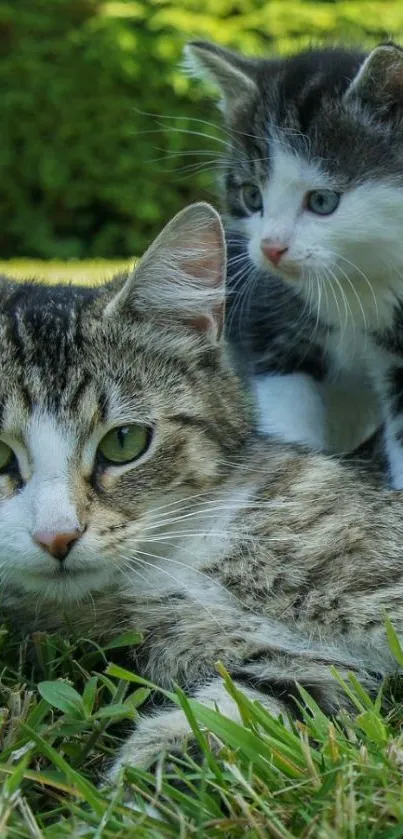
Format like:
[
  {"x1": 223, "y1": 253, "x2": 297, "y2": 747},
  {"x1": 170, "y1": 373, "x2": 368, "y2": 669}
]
[
  {"x1": 185, "y1": 40, "x2": 403, "y2": 486},
  {"x1": 4, "y1": 201, "x2": 403, "y2": 774}
]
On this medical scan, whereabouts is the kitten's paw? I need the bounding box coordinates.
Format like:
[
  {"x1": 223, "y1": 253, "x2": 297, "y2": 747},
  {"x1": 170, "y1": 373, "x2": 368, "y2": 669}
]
[
  {"x1": 108, "y1": 707, "x2": 196, "y2": 780},
  {"x1": 108, "y1": 678, "x2": 278, "y2": 781}
]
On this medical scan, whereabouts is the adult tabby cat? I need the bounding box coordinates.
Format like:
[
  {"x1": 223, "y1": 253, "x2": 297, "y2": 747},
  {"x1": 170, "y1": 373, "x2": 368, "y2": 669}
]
[
  {"x1": 2, "y1": 202, "x2": 403, "y2": 776},
  {"x1": 185, "y1": 40, "x2": 403, "y2": 486}
]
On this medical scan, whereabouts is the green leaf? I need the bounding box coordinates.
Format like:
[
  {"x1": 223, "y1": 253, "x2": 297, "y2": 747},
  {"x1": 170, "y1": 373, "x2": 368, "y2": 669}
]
[
  {"x1": 2, "y1": 753, "x2": 33, "y2": 797},
  {"x1": 25, "y1": 697, "x2": 52, "y2": 729},
  {"x1": 347, "y1": 672, "x2": 379, "y2": 711},
  {"x1": 356, "y1": 710, "x2": 388, "y2": 746},
  {"x1": 174, "y1": 687, "x2": 221, "y2": 778},
  {"x1": 296, "y1": 684, "x2": 340, "y2": 738},
  {"x1": 124, "y1": 687, "x2": 151, "y2": 711},
  {"x1": 187, "y1": 699, "x2": 305, "y2": 781},
  {"x1": 82, "y1": 676, "x2": 98, "y2": 717},
  {"x1": 38, "y1": 680, "x2": 84, "y2": 716},
  {"x1": 105, "y1": 663, "x2": 174, "y2": 700},
  {"x1": 104, "y1": 630, "x2": 143, "y2": 650},
  {"x1": 385, "y1": 617, "x2": 403, "y2": 668},
  {"x1": 96, "y1": 673, "x2": 117, "y2": 696},
  {"x1": 20, "y1": 724, "x2": 105, "y2": 815},
  {"x1": 329, "y1": 668, "x2": 367, "y2": 714},
  {"x1": 93, "y1": 703, "x2": 135, "y2": 720}
]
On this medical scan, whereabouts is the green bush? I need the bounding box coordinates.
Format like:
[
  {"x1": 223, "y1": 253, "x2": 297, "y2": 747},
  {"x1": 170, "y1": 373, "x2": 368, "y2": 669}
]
[{"x1": 1, "y1": 0, "x2": 403, "y2": 258}]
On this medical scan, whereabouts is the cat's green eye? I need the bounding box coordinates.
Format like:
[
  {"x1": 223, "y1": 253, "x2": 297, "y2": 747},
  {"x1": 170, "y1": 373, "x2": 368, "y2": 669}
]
[
  {"x1": 240, "y1": 183, "x2": 263, "y2": 214},
  {"x1": 306, "y1": 189, "x2": 341, "y2": 216},
  {"x1": 0, "y1": 440, "x2": 14, "y2": 472},
  {"x1": 97, "y1": 425, "x2": 151, "y2": 465}
]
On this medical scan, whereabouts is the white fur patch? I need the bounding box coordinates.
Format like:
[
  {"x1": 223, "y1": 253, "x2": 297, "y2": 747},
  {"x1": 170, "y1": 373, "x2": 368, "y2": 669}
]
[
  {"x1": 254, "y1": 368, "x2": 380, "y2": 454},
  {"x1": 26, "y1": 412, "x2": 79, "y2": 535},
  {"x1": 125, "y1": 485, "x2": 253, "y2": 603},
  {"x1": 253, "y1": 372, "x2": 327, "y2": 449},
  {"x1": 0, "y1": 411, "x2": 114, "y2": 602}
]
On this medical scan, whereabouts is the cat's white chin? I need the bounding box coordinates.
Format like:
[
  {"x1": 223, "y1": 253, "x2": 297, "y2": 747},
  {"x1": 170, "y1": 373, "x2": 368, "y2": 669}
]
[{"x1": 8, "y1": 566, "x2": 113, "y2": 603}]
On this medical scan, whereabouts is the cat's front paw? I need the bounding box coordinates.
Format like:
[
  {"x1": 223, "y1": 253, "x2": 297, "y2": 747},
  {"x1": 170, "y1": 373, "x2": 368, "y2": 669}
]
[{"x1": 108, "y1": 707, "x2": 197, "y2": 780}]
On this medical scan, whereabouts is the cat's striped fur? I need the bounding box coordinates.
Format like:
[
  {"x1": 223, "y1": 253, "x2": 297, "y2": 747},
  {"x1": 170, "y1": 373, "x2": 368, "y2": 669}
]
[{"x1": 1, "y1": 203, "x2": 403, "y2": 774}]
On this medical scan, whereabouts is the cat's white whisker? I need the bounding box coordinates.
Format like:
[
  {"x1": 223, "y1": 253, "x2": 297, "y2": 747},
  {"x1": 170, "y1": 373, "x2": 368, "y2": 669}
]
[
  {"x1": 336, "y1": 253, "x2": 380, "y2": 323},
  {"x1": 123, "y1": 550, "x2": 230, "y2": 631},
  {"x1": 325, "y1": 266, "x2": 350, "y2": 339},
  {"x1": 334, "y1": 264, "x2": 368, "y2": 333}
]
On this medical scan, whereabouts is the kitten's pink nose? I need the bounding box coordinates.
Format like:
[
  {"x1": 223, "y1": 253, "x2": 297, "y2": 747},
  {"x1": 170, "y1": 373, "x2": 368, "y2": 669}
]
[
  {"x1": 33, "y1": 528, "x2": 83, "y2": 561},
  {"x1": 261, "y1": 242, "x2": 288, "y2": 266}
]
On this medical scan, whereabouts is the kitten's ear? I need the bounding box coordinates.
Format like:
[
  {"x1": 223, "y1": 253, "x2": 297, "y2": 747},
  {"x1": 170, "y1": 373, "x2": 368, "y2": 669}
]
[
  {"x1": 184, "y1": 40, "x2": 258, "y2": 114},
  {"x1": 105, "y1": 202, "x2": 226, "y2": 343},
  {"x1": 344, "y1": 43, "x2": 403, "y2": 112}
]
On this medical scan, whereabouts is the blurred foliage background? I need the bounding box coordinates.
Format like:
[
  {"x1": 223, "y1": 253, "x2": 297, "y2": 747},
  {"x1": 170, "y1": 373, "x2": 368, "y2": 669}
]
[{"x1": 1, "y1": 0, "x2": 403, "y2": 260}]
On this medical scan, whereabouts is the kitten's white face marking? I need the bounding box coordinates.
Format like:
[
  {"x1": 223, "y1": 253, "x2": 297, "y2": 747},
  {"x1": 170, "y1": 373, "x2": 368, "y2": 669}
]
[
  {"x1": 0, "y1": 411, "x2": 116, "y2": 603},
  {"x1": 25, "y1": 413, "x2": 80, "y2": 536},
  {"x1": 245, "y1": 139, "x2": 403, "y2": 329}
]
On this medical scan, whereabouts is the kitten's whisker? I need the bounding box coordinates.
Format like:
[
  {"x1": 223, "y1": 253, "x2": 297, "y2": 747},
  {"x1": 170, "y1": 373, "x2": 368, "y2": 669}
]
[
  {"x1": 117, "y1": 556, "x2": 155, "y2": 592},
  {"x1": 145, "y1": 531, "x2": 295, "y2": 543},
  {"x1": 129, "y1": 500, "x2": 294, "y2": 540},
  {"x1": 227, "y1": 253, "x2": 252, "y2": 268},
  {"x1": 155, "y1": 125, "x2": 231, "y2": 148},
  {"x1": 140, "y1": 503, "x2": 296, "y2": 535},
  {"x1": 173, "y1": 164, "x2": 226, "y2": 180},
  {"x1": 325, "y1": 267, "x2": 350, "y2": 338},
  {"x1": 226, "y1": 264, "x2": 259, "y2": 336},
  {"x1": 145, "y1": 489, "x2": 218, "y2": 517},
  {"x1": 311, "y1": 270, "x2": 323, "y2": 348},
  {"x1": 334, "y1": 264, "x2": 368, "y2": 334},
  {"x1": 288, "y1": 268, "x2": 319, "y2": 355},
  {"x1": 124, "y1": 550, "x2": 229, "y2": 631},
  {"x1": 336, "y1": 253, "x2": 379, "y2": 324},
  {"x1": 131, "y1": 106, "x2": 234, "y2": 139},
  {"x1": 238, "y1": 267, "x2": 260, "y2": 333}
]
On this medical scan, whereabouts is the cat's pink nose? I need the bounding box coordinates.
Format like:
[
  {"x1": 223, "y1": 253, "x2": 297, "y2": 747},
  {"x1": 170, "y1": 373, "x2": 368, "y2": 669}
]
[
  {"x1": 33, "y1": 529, "x2": 83, "y2": 561},
  {"x1": 261, "y1": 242, "x2": 288, "y2": 266}
]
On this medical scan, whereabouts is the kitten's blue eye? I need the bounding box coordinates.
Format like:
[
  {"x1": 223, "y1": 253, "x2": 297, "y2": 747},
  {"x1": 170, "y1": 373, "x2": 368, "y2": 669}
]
[
  {"x1": 306, "y1": 190, "x2": 341, "y2": 215},
  {"x1": 240, "y1": 183, "x2": 263, "y2": 214}
]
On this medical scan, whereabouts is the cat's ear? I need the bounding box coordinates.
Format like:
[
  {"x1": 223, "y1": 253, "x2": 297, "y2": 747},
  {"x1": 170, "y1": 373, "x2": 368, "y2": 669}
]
[
  {"x1": 105, "y1": 202, "x2": 226, "y2": 343},
  {"x1": 184, "y1": 40, "x2": 258, "y2": 114},
  {"x1": 344, "y1": 43, "x2": 403, "y2": 112}
]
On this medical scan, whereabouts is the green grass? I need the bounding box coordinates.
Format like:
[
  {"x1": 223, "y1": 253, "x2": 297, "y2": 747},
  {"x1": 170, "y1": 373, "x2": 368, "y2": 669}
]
[
  {"x1": 1, "y1": 625, "x2": 403, "y2": 838},
  {"x1": 0, "y1": 259, "x2": 133, "y2": 285},
  {"x1": 2, "y1": 260, "x2": 403, "y2": 837}
]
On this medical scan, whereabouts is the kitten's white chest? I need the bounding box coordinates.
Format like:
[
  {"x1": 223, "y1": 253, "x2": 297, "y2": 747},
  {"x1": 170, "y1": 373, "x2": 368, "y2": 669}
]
[
  {"x1": 127, "y1": 486, "x2": 253, "y2": 605},
  {"x1": 320, "y1": 329, "x2": 380, "y2": 451}
]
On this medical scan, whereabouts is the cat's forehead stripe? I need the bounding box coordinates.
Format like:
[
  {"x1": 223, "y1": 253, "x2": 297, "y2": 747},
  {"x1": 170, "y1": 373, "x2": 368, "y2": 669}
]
[{"x1": 0, "y1": 280, "x2": 112, "y2": 423}]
